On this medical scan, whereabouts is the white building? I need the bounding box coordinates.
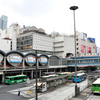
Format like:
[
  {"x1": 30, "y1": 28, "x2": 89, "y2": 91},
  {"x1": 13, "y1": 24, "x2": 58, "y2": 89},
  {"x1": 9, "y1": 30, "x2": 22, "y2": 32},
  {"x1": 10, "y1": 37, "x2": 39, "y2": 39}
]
[
  {"x1": 17, "y1": 26, "x2": 54, "y2": 55},
  {"x1": 97, "y1": 47, "x2": 100, "y2": 55},
  {"x1": 54, "y1": 35, "x2": 74, "y2": 58},
  {"x1": 54, "y1": 35, "x2": 96, "y2": 58},
  {"x1": 1, "y1": 23, "x2": 20, "y2": 50},
  {"x1": 0, "y1": 35, "x2": 11, "y2": 52}
]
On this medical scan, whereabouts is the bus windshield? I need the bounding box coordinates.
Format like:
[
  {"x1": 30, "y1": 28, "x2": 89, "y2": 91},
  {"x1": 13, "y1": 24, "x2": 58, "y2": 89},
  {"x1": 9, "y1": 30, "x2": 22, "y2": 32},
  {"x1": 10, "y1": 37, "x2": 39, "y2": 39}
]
[{"x1": 92, "y1": 84, "x2": 100, "y2": 87}]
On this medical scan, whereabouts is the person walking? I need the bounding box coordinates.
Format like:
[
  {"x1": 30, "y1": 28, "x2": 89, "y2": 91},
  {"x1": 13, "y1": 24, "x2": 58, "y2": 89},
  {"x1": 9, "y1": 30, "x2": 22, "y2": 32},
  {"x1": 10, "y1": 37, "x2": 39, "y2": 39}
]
[{"x1": 18, "y1": 89, "x2": 20, "y2": 96}]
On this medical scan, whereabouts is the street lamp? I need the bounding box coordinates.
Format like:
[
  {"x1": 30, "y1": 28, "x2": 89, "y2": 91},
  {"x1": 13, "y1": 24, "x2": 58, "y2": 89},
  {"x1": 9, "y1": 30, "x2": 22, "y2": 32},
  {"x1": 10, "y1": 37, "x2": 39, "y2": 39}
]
[
  {"x1": 35, "y1": 50, "x2": 38, "y2": 100},
  {"x1": 70, "y1": 6, "x2": 79, "y2": 96}
]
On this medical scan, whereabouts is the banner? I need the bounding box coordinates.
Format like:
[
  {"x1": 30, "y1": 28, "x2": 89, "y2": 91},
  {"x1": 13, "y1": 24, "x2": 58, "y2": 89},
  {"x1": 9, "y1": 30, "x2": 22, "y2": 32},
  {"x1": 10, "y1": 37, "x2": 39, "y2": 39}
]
[
  {"x1": 10, "y1": 56, "x2": 21, "y2": 63},
  {"x1": 87, "y1": 46, "x2": 91, "y2": 53},
  {"x1": 81, "y1": 44, "x2": 86, "y2": 53}
]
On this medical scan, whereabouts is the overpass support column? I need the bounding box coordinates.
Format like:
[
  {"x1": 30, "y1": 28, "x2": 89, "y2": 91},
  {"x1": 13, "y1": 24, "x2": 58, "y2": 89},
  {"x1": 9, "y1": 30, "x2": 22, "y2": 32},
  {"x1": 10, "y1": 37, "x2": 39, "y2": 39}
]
[
  {"x1": 21, "y1": 70, "x2": 24, "y2": 74},
  {"x1": 31, "y1": 70, "x2": 33, "y2": 79},
  {"x1": 2, "y1": 72, "x2": 5, "y2": 83},
  {"x1": 54, "y1": 69, "x2": 55, "y2": 72},
  {"x1": 60, "y1": 68, "x2": 62, "y2": 72},
  {"x1": 40, "y1": 70, "x2": 41, "y2": 77}
]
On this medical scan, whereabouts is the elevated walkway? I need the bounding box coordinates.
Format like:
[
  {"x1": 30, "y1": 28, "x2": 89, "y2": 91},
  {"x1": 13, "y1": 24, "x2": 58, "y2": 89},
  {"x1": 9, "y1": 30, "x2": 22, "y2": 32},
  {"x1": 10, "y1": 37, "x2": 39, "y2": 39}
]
[{"x1": 67, "y1": 55, "x2": 100, "y2": 67}]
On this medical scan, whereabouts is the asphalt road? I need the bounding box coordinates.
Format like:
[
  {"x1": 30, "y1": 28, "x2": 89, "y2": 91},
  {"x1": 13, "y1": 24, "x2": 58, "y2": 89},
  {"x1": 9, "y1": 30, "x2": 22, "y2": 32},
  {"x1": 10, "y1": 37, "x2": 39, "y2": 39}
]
[{"x1": 0, "y1": 71, "x2": 100, "y2": 100}]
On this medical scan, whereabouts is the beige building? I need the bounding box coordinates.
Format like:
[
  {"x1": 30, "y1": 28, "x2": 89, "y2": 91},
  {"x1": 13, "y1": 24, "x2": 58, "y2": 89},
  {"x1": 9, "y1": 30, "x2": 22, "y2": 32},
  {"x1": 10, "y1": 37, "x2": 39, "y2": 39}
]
[
  {"x1": 54, "y1": 35, "x2": 96, "y2": 58},
  {"x1": 17, "y1": 26, "x2": 54, "y2": 55}
]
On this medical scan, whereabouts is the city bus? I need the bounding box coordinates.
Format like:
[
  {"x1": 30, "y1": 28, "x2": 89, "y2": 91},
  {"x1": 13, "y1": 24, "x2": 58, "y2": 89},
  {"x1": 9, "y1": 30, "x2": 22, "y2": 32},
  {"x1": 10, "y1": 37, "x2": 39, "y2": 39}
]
[
  {"x1": 92, "y1": 78, "x2": 100, "y2": 94},
  {"x1": 4, "y1": 74, "x2": 27, "y2": 84},
  {"x1": 42, "y1": 72, "x2": 55, "y2": 76},
  {"x1": 73, "y1": 73, "x2": 86, "y2": 82}
]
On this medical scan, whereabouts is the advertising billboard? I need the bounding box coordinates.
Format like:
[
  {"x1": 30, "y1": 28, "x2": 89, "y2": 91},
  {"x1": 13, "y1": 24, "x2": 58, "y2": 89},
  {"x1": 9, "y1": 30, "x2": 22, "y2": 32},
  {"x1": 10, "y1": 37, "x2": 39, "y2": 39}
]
[
  {"x1": 10, "y1": 56, "x2": 21, "y2": 63},
  {"x1": 87, "y1": 46, "x2": 91, "y2": 53},
  {"x1": 81, "y1": 44, "x2": 86, "y2": 53},
  {"x1": 87, "y1": 38, "x2": 95, "y2": 43},
  {"x1": 40, "y1": 57, "x2": 47, "y2": 63},
  {"x1": 27, "y1": 57, "x2": 36, "y2": 63}
]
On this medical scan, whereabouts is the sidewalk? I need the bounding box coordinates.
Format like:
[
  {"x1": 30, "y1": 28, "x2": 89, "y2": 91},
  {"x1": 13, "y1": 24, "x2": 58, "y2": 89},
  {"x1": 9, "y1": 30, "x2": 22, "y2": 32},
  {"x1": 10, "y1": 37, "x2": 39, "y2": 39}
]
[{"x1": 70, "y1": 86, "x2": 91, "y2": 100}]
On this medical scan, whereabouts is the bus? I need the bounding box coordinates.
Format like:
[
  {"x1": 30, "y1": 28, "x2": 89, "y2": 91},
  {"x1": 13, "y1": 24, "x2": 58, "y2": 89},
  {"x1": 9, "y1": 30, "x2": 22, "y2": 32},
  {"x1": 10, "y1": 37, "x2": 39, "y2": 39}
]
[
  {"x1": 73, "y1": 73, "x2": 86, "y2": 82},
  {"x1": 92, "y1": 78, "x2": 100, "y2": 94},
  {"x1": 42, "y1": 72, "x2": 55, "y2": 76},
  {"x1": 4, "y1": 74, "x2": 27, "y2": 84}
]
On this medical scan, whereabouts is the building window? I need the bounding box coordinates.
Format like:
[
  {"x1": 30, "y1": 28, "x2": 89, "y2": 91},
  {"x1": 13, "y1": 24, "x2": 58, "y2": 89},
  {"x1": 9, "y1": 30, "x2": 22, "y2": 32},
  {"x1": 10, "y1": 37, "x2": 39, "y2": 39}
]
[
  {"x1": 76, "y1": 39, "x2": 78, "y2": 41},
  {"x1": 22, "y1": 37, "x2": 24, "y2": 40},
  {"x1": 77, "y1": 48, "x2": 78, "y2": 50},
  {"x1": 77, "y1": 43, "x2": 78, "y2": 46}
]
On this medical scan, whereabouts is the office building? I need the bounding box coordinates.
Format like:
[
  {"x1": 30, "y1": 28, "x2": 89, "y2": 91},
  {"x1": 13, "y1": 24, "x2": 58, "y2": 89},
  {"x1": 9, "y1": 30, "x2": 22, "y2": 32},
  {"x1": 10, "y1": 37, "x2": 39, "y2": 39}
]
[
  {"x1": 0, "y1": 15, "x2": 8, "y2": 30},
  {"x1": 17, "y1": 26, "x2": 54, "y2": 55}
]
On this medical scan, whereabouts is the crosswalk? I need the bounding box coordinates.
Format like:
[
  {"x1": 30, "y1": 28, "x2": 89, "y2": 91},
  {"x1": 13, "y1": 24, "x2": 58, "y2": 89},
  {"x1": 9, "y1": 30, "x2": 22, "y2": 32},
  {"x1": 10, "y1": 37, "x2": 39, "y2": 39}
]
[
  {"x1": 7, "y1": 85, "x2": 35, "y2": 99},
  {"x1": 5, "y1": 80, "x2": 88, "y2": 100}
]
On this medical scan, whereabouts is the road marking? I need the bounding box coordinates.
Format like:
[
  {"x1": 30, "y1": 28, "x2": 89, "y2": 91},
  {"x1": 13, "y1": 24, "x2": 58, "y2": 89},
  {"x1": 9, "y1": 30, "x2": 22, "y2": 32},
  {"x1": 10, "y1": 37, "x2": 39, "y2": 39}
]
[
  {"x1": 66, "y1": 82, "x2": 69, "y2": 85},
  {"x1": 84, "y1": 93, "x2": 86, "y2": 95}
]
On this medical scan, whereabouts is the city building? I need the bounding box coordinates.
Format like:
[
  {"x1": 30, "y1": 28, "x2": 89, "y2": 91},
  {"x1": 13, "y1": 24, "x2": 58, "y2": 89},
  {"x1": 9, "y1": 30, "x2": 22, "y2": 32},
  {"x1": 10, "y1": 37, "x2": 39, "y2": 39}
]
[
  {"x1": 54, "y1": 34, "x2": 96, "y2": 58},
  {"x1": 17, "y1": 26, "x2": 54, "y2": 55},
  {"x1": 97, "y1": 47, "x2": 100, "y2": 55},
  {"x1": 0, "y1": 23, "x2": 97, "y2": 58},
  {"x1": 54, "y1": 35, "x2": 74, "y2": 58},
  {"x1": 0, "y1": 15, "x2": 8, "y2": 30},
  {"x1": 1, "y1": 23, "x2": 20, "y2": 50},
  {"x1": 0, "y1": 35, "x2": 11, "y2": 52}
]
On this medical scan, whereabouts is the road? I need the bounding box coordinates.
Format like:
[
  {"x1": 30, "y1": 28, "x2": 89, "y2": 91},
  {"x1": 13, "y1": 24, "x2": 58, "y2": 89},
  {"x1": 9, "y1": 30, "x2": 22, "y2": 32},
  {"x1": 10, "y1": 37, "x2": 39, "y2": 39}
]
[
  {"x1": 0, "y1": 72, "x2": 100, "y2": 100},
  {"x1": 85, "y1": 93, "x2": 100, "y2": 100},
  {"x1": 0, "y1": 79, "x2": 88, "y2": 100}
]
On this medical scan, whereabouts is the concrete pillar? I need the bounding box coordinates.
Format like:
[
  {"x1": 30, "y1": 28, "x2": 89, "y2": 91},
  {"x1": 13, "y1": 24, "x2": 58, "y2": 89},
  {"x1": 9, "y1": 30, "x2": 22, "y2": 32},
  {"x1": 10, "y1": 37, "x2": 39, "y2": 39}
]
[
  {"x1": 23, "y1": 58, "x2": 25, "y2": 69},
  {"x1": 37, "y1": 59, "x2": 39, "y2": 68},
  {"x1": 31, "y1": 70, "x2": 33, "y2": 79},
  {"x1": 4, "y1": 56, "x2": 6, "y2": 70},
  {"x1": 21, "y1": 70, "x2": 24, "y2": 75},
  {"x1": 60, "y1": 68, "x2": 62, "y2": 72},
  {"x1": 48, "y1": 59, "x2": 49, "y2": 68},
  {"x1": 2, "y1": 72, "x2": 5, "y2": 83},
  {"x1": 40, "y1": 70, "x2": 41, "y2": 77},
  {"x1": 54, "y1": 69, "x2": 55, "y2": 72}
]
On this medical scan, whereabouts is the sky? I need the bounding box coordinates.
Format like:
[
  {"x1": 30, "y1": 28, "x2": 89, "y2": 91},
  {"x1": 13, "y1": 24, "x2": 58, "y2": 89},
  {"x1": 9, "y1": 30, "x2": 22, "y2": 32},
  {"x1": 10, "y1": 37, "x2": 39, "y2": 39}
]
[{"x1": 0, "y1": 0, "x2": 100, "y2": 47}]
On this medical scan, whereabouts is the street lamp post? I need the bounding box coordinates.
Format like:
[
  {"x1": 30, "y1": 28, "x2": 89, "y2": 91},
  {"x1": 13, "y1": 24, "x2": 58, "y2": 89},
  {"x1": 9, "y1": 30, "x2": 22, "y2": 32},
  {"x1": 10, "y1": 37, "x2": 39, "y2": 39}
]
[
  {"x1": 35, "y1": 50, "x2": 38, "y2": 100},
  {"x1": 70, "y1": 6, "x2": 79, "y2": 96}
]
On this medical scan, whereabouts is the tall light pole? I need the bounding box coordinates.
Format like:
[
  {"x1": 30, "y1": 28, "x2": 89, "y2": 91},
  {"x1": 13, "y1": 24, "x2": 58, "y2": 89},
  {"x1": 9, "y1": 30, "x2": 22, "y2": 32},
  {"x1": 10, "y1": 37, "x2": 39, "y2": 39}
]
[
  {"x1": 35, "y1": 50, "x2": 38, "y2": 100},
  {"x1": 70, "y1": 6, "x2": 79, "y2": 96}
]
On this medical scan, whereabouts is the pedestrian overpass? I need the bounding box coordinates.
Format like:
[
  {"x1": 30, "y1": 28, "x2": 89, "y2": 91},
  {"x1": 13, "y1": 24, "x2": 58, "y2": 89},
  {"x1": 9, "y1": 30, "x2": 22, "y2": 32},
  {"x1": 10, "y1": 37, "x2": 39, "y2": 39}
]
[{"x1": 67, "y1": 55, "x2": 100, "y2": 67}]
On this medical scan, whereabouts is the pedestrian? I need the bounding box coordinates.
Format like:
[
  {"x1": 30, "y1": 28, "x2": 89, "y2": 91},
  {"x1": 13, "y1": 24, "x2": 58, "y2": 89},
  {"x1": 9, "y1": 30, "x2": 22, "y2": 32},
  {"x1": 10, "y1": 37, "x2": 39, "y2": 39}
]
[{"x1": 18, "y1": 89, "x2": 20, "y2": 96}]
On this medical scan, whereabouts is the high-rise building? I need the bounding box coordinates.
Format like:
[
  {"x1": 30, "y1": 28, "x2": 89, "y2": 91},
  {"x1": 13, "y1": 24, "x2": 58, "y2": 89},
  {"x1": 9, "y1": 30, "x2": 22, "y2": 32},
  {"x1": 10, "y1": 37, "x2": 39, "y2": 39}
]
[{"x1": 0, "y1": 15, "x2": 8, "y2": 30}]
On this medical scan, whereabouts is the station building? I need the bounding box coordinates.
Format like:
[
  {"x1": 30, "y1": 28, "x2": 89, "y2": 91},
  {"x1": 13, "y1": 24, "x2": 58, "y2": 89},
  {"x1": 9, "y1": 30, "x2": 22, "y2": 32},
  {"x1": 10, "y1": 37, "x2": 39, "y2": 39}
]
[{"x1": 0, "y1": 50, "x2": 67, "y2": 84}]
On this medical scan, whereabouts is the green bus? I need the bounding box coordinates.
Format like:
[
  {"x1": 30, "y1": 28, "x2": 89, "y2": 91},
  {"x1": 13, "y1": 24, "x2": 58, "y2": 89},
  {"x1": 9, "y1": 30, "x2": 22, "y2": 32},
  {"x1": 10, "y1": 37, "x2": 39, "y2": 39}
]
[
  {"x1": 4, "y1": 74, "x2": 27, "y2": 84},
  {"x1": 57, "y1": 72, "x2": 72, "y2": 80},
  {"x1": 92, "y1": 78, "x2": 100, "y2": 94}
]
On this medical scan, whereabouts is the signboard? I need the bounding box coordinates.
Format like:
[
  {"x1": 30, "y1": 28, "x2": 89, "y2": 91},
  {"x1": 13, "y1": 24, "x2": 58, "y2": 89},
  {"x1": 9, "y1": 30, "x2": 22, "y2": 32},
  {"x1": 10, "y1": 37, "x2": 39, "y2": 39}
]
[
  {"x1": 81, "y1": 44, "x2": 86, "y2": 53},
  {"x1": 87, "y1": 38, "x2": 95, "y2": 43},
  {"x1": 40, "y1": 57, "x2": 47, "y2": 63},
  {"x1": 10, "y1": 56, "x2": 21, "y2": 63},
  {"x1": 27, "y1": 57, "x2": 36, "y2": 63}
]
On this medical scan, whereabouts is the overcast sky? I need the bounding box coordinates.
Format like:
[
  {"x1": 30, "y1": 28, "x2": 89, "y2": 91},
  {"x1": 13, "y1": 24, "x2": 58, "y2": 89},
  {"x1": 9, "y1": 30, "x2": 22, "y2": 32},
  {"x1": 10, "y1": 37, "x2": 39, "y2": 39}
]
[{"x1": 0, "y1": 0, "x2": 100, "y2": 47}]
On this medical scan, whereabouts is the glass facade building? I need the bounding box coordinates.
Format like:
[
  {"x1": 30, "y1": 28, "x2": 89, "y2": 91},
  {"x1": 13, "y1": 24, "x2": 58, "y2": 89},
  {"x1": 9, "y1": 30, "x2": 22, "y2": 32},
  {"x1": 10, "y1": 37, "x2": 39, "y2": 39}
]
[{"x1": 0, "y1": 15, "x2": 8, "y2": 30}]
